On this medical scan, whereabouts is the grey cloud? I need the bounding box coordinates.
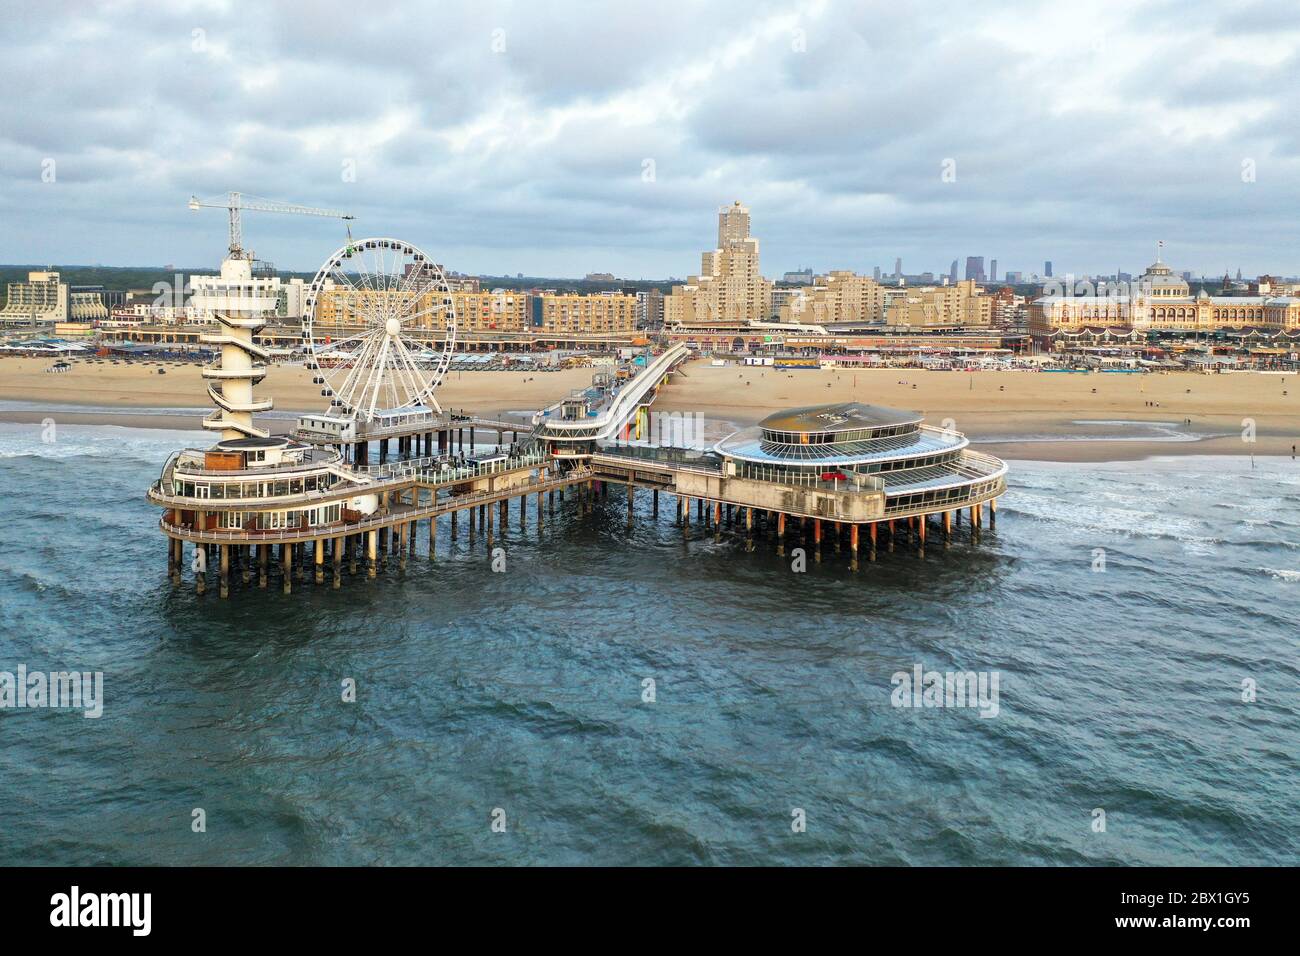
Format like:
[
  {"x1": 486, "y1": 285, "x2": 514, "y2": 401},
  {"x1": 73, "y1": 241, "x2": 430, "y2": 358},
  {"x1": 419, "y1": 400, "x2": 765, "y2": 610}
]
[{"x1": 2, "y1": 0, "x2": 1300, "y2": 279}]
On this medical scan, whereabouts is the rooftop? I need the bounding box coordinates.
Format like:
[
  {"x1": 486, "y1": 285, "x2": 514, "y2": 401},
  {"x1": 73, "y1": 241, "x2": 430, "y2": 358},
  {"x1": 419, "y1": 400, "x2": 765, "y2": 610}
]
[
  {"x1": 215, "y1": 436, "x2": 294, "y2": 450},
  {"x1": 758, "y1": 401, "x2": 921, "y2": 434}
]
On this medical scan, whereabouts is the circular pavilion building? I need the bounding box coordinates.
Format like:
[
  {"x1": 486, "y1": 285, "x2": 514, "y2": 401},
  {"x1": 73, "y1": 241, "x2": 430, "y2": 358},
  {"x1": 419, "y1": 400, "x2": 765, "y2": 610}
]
[{"x1": 714, "y1": 401, "x2": 1006, "y2": 529}]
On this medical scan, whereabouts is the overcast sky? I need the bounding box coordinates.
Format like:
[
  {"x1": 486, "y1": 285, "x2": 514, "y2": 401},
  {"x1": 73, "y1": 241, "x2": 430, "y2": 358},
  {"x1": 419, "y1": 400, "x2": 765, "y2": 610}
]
[{"x1": 3, "y1": 0, "x2": 1299, "y2": 279}]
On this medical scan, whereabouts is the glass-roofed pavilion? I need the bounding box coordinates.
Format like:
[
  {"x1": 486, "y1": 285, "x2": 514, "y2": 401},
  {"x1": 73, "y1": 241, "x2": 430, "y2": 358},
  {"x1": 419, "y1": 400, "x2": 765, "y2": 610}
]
[{"x1": 714, "y1": 401, "x2": 1006, "y2": 521}]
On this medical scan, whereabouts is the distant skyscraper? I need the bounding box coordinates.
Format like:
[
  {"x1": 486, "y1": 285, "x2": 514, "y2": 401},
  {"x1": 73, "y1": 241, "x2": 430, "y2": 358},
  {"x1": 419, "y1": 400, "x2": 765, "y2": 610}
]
[
  {"x1": 1236, "y1": 267, "x2": 1242, "y2": 281},
  {"x1": 1044, "y1": 260, "x2": 1053, "y2": 277},
  {"x1": 894, "y1": 257, "x2": 902, "y2": 278},
  {"x1": 989, "y1": 259, "x2": 998, "y2": 282},
  {"x1": 964, "y1": 256, "x2": 985, "y2": 282},
  {"x1": 949, "y1": 260, "x2": 958, "y2": 282},
  {"x1": 873, "y1": 265, "x2": 881, "y2": 281}
]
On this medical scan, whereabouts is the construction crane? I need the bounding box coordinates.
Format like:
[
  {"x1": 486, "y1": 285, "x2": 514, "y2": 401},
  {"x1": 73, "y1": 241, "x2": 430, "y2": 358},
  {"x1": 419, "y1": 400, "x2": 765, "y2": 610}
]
[{"x1": 187, "y1": 191, "x2": 355, "y2": 259}]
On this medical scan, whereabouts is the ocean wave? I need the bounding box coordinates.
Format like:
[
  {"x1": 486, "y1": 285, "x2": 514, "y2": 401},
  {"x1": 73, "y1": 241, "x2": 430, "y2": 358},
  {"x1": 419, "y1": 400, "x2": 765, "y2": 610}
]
[
  {"x1": 0, "y1": 423, "x2": 190, "y2": 462},
  {"x1": 1259, "y1": 567, "x2": 1300, "y2": 581},
  {"x1": 999, "y1": 493, "x2": 1223, "y2": 550}
]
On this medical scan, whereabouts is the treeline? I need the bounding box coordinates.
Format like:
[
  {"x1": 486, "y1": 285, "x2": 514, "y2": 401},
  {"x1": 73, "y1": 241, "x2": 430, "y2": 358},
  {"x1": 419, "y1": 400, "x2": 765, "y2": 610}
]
[{"x1": 0, "y1": 264, "x2": 677, "y2": 308}]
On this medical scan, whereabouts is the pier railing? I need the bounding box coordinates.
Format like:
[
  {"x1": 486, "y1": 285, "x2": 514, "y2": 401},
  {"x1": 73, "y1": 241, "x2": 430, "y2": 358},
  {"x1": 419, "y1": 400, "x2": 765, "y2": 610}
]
[
  {"x1": 881, "y1": 451, "x2": 1007, "y2": 517},
  {"x1": 149, "y1": 448, "x2": 550, "y2": 510},
  {"x1": 362, "y1": 448, "x2": 546, "y2": 481},
  {"x1": 159, "y1": 467, "x2": 593, "y2": 544}
]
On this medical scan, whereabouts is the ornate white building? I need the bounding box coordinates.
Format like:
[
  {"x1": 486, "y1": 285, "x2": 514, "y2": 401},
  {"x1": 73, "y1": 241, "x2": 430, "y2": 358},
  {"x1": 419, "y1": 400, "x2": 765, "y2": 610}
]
[{"x1": 1030, "y1": 255, "x2": 1300, "y2": 341}]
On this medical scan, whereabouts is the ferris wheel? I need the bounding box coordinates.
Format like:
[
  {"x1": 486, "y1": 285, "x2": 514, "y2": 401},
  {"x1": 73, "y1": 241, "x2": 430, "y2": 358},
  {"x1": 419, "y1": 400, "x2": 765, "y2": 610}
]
[{"x1": 302, "y1": 237, "x2": 456, "y2": 419}]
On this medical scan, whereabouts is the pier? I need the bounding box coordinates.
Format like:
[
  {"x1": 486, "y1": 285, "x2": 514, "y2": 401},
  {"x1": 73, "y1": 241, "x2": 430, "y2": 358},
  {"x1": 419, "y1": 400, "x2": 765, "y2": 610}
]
[{"x1": 147, "y1": 238, "x2": 1005, "y2": 596}]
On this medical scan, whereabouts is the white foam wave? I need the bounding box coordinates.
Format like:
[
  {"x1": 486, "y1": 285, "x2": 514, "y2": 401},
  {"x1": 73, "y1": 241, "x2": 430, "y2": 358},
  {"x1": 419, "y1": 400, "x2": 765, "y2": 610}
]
[{"x1": 1260, "y1": 568, "x2": 1300, "y2": 581}]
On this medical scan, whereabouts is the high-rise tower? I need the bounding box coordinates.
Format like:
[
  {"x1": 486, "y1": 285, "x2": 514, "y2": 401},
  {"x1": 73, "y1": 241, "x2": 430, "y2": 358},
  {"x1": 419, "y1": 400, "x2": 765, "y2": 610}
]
[{"x1": 665, "y1": 201, "x2": 772, "y2": 326}]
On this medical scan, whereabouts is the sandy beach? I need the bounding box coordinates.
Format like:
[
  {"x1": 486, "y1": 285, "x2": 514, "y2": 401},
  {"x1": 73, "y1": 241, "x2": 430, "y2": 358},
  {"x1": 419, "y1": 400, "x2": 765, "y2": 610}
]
[
  {"x1": 2, "y1": 354, "x2": 1298, "y2": 461},
  {"x1": 652, "y1": 362, "x2": 1300, "y2": 461}
]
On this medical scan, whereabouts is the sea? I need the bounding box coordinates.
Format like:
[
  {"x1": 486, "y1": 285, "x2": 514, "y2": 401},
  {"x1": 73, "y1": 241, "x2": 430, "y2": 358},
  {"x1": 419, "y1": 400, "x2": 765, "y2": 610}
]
[{"x1": 0, "y1": 419, "x2": 1296, "y2": 866}]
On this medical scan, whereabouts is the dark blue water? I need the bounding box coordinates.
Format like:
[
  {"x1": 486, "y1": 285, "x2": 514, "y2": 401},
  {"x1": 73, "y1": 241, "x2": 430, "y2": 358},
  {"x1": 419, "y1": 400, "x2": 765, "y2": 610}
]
[{"x1": 0, "y1": 422, "x2": 1296, "y2": 865}]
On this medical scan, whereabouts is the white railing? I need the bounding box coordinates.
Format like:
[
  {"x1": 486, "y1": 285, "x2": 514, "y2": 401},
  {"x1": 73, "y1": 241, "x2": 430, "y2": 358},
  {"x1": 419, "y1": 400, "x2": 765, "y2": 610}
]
[
  {"x1": 160, "y1": 468, "x2": 592, "y2": 543},
  {"x1": 152, "y1": 449, "x2": 551, "y2": 509},
  {"x1": 533, "y1": 344, "x2": 689, "y2": 440}
]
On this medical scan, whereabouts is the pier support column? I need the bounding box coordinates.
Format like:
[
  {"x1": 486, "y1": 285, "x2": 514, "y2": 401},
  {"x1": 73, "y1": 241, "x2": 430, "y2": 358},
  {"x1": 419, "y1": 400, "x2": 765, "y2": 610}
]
[
  {"x1": 408, "y1": 519, "x2": 416, "y2": 559},
  {"x1": 367, "y1": 530, "x2": 377, "y2": 578},
  {"x1": 451, "y1": 509, "x2": 458, "y2": 539},
  {"x1": 887, "y1": 519, "x2": 896, "y2": 552},
  {"x1": 943, "y1": 510, "x2": 952, "y2": 539},
  {"x1": 486, "y1": 501, "x2": 494, "y2": 547},
  {"x1": 282, "y1": 543, "x2": 293, "y2": 594},
  {"x1": 918, "y1": 514, "x2": 927, "y2": 558},
  {"x1": 314, "y1": 539, "x2": 325, "y2": 584},
  {"x1": 333, "y1": 537, "x2": 343, "y2": 588},
  {"x1": 777, "y1": 512, "x2": 786, "y2": 556},
  {"x1": 219, "y1": 544, "x2": 230, "y2": 599},
  {"x1": 399, "y1": 523, "x2": 407, "y2": 572},
  {"x1": 849, "y1": 524, "x2": 859, "y2": 572},
  {"x1": 536, "y1": 491, "x2": 543, "y2": 528},
  {"x1": 258, "y1": 543, "x2": 268, "y2": 588},
  {"x1": 627, "y1": 485, "x2": 635, "y2": 526},
  {"x1": 349, "y1": 535, "x2": 359, "y2": 576},
  {"x1": 194, "y1": 543, "x2": 206, "y2": 596},
  {"x1": 241, "y1": 545, "x2": 251, "y2": 584},
  {"x1": 868, "y1": 522, "x2": 877, "y2": 561},
  {"x1": 652, "y1": 489, "x2": 659, "y2": 518},
  {"x1": 813, "y1": 518, "x2": 822, "y2": 562},
  {"x1": 713, "y1": 501, "x2": 722, "y2": 542},
  {"x1": 520, "y1": 495, "x2": 527, "y2": 530},
  {"x1": 429, "y1": 515, "x2": 437, "y2": 559},
  {"x1": 989, "y1": 498, "x2": 997, "y2": 528}
]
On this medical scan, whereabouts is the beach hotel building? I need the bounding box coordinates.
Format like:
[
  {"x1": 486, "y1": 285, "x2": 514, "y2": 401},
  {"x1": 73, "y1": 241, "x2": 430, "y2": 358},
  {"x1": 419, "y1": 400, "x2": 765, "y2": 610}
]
[
  {"x1": 0, "y1": 271, "x2": 108, "y2": 329},
  {"x1": 1030, "y1": 255, "x2": 1300, "y2": 347}
]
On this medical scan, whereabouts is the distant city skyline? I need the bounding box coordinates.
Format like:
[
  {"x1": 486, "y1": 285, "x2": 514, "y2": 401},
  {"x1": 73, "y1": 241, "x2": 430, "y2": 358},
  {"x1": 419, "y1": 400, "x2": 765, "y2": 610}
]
[{"x1": 3, "y1": 1, "x2": 1300, "y2": 279}]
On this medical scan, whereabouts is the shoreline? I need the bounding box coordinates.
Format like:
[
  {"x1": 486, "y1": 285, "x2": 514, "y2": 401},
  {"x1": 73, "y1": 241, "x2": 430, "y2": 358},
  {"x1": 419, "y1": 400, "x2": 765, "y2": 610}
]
[{"x1": 1, "y1": 402, "x2": 1294, "y2": 464}]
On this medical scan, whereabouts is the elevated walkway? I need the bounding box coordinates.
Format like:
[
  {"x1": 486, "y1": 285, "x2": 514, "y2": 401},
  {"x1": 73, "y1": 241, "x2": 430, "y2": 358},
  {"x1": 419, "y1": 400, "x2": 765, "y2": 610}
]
[{"x1": 532, "y1": 344, "x2": 689, "y2": 445}]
